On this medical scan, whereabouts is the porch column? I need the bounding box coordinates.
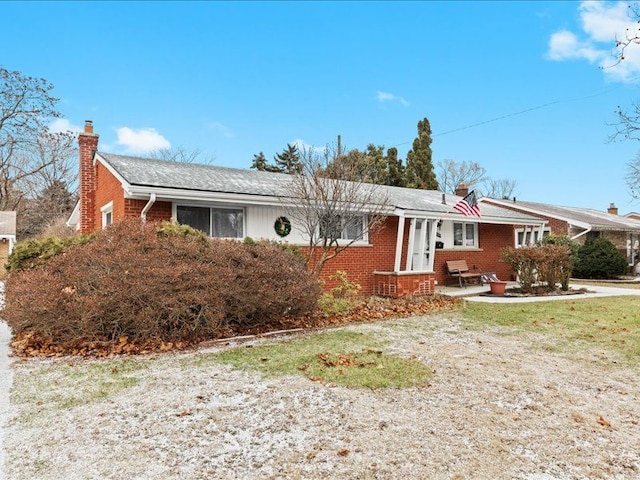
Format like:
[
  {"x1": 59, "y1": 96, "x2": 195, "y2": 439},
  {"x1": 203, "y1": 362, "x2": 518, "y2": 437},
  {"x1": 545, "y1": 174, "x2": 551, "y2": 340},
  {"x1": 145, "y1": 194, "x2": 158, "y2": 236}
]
[
  {"x1": 394, "y1": 215, "x2": 405, "y2": 272},
  {"x1": 417, "y1": 219, "x2": 428, "y2": 270},
  {"x1": 405, "y1": 218, "x2": 417, "y2": 271},
  {"x1": 427, "y1": 219, "x2": 438, "y2": 271}
]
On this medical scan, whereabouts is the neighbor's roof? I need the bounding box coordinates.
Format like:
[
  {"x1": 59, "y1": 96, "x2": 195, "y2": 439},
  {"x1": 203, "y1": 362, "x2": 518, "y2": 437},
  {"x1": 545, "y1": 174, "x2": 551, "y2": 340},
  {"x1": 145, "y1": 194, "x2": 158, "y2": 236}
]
[
  {"x1": 0, "y1": 211, "x2": 16, "y2": 236},
  {"x1": 482, "y1": 198, "x2": 640, "y2": 232},
  {"x1": 96, "y1": 152, "x2": 544, "y2": 225}
]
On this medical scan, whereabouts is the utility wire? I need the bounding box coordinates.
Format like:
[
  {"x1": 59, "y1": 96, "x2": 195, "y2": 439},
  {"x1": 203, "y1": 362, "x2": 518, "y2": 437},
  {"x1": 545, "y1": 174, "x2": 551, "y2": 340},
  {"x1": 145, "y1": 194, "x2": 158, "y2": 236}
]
[{"x1": 390, "y1": 80, "x2": 637, "y2": 147}]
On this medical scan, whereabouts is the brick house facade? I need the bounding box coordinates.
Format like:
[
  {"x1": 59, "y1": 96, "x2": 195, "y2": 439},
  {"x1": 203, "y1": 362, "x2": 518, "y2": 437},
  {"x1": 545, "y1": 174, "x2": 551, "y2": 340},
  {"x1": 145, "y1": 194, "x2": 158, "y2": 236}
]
[{"x1": 71, "y1": 121, "x2": 545, "y2": 296}]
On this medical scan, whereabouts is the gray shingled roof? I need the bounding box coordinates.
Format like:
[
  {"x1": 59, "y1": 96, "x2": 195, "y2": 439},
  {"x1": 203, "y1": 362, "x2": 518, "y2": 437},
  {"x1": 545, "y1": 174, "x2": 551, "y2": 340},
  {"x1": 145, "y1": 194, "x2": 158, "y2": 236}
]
[
  {"x1": 97, "y1": 152, "x2": 541, "y2": 223},
  {"x1": 485, "y1": 199, "x2": 640, "y2": 232}
]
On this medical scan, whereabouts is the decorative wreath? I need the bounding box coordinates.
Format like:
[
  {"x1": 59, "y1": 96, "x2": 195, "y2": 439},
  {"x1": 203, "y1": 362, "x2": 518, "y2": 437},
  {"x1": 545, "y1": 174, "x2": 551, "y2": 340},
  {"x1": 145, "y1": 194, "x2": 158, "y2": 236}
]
[{"x1": 274, "y1": 216, "x2": 291, "y2": 237}]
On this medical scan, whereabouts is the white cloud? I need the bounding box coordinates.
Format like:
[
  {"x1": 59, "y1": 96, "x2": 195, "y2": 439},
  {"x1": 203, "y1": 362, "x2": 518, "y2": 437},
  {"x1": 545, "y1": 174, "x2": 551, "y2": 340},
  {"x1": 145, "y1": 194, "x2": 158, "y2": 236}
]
[
  {"x1": 376, "y1": 90, "x2": 409, "y2": 106},
  {"x1": 208, "y1": 121, "x2": 234, "y2": 138},
  {"x1": 547, "y1": 1, "x2": 640, "y2": 82},
  {"x1": 49, "y1": 118, "x2": 83, "y2": 133},
  {"x1": 116, "y1": 127, "x2": 170, "y2": 154}
]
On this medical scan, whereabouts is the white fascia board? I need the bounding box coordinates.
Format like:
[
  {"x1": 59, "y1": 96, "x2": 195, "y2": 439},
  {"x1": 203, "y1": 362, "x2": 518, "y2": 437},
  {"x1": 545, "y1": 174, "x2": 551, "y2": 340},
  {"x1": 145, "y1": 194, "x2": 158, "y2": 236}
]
[
  {"x1": 481, "y1": 198, "x2": 590, "y2": 230},
  {"x1": 66, "y1": 201, "x2": 80, "y2": 228},
  {"x1": 126, "y1": 185, "x2": 395, "y2": 214},
  {"x1": 398, "y1": 208, "x2": 544, "y2": 226},
  {"x1": 94, "y1": 153, "x2": 133, "y2": 192}
]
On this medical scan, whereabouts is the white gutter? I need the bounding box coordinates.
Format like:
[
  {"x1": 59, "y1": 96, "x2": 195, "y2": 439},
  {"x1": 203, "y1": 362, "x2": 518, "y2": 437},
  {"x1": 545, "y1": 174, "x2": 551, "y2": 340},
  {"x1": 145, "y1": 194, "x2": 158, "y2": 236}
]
[
  {"x1": 140, "y1": 193, "x2": 157, "y2": 222},
  {"x1": 570, "y1": 225, "x2": 591, "y2": 240}
]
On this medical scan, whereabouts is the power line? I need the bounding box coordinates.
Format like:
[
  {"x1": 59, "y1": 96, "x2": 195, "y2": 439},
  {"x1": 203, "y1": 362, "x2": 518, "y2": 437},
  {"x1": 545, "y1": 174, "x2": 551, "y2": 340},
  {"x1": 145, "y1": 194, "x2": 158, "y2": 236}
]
[{"x1": 390, "y1": 80, "x2": 636, "y2": 147}]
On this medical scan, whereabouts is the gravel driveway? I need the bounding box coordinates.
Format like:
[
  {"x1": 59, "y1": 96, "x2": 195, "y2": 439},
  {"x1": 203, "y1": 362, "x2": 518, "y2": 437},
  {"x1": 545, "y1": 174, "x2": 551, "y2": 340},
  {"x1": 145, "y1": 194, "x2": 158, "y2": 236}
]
[{"x1": 3, "y1": 314, "x2": 640, "y2": 480}]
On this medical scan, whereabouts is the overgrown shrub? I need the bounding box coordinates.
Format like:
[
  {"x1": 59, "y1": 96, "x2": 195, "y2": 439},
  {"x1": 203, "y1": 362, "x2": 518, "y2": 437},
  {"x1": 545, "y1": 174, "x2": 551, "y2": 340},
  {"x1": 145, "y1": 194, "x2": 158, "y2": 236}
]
[
  {"x1": 6, "y1": 233, "x2": 96, "y2": 273},
  {"x1": 318, "y1": 271, "x2": 362, "y2": 317},
  {"x1": 573, "y1": 237, "x2": 628, "y2": 279},
  {"x1": 3, "y1": 218, "x2": 321, "y2": 349},
  {"x1": 501, "y1": 242, "x2": 575, "y2": 293}
]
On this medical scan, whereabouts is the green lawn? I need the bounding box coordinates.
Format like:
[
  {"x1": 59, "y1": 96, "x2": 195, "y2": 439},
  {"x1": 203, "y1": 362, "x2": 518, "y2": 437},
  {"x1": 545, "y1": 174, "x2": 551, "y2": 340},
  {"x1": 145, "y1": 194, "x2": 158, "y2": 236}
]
[
  {"x1": 189, "y1": 329, "x2": 433, "y2": 389},
  {"x1": 463, "y1": 296, "x2": 640, "y2": 364}
]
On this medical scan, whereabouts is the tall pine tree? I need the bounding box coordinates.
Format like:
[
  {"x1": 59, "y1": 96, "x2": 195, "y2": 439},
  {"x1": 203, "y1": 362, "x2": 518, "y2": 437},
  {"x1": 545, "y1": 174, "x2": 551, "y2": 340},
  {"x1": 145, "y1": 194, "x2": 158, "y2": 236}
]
[
  {"x1": 405, "y1": 118, "x2": 439, "y2": 190},
  {"x1": 274, "y1": 143, "x2": 301, "y2": 174}
]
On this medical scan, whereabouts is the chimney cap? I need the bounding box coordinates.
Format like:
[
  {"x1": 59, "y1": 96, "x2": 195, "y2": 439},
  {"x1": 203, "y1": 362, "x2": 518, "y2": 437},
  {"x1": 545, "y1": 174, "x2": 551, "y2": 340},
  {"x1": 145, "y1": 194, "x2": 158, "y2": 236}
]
[{"x1": 84, "y1": 120, "x2": 94, "y2": 134}]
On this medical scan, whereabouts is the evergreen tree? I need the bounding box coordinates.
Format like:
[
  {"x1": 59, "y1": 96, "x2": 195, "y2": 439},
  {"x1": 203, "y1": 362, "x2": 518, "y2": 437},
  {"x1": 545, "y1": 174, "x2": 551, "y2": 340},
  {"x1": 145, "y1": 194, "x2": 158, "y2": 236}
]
[
  {"x1": 250, "y1": 152, "x2": 268, "y2": 171},
  {"x1": 405, "y1": 118, "x2": 439, "y2": 190},
  {"x1": 385, "y1": 147, "x2": 405, "y2": 187},
  {"x1": 274, "y1": 143, "x2": 301, "y2": 174},
  {"x1": 250, "y1": 151, "x2": 283, "y2": 173}
]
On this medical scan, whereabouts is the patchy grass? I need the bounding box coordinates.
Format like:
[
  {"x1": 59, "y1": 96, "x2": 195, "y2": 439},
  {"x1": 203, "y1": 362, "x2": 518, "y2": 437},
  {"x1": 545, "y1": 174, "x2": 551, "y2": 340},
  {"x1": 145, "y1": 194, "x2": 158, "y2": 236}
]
[
  {"x1": 11, "y1": 358, "x2": 148, "y2": 425},
  {"x1": 463, "y1": 297, "x2": 640, "y2": 364},
  {"x1": 191, "y1": 330, "x2": 432, "y2": 389}
]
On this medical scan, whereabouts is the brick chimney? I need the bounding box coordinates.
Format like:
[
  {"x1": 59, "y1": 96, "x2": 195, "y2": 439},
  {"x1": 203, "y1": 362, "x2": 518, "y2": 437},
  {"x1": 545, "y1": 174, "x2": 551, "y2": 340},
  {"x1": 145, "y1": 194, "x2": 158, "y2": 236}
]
[
  {"x1": 607, "y1": 203, "x2": 618, "y2": 215},
  {"x1": 78, "y1": 120, "x2": 99, "y2": 234},
  {"x1": 454, "y1": 183, "x2": 469, "y2": 197}
]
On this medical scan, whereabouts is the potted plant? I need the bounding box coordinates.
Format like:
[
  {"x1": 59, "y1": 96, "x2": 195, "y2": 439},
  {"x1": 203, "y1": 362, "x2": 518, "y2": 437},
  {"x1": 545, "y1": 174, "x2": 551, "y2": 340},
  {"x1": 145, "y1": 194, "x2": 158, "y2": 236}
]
[{"x1": 489, "y1": 280, "x2": 508, "y2": 295}]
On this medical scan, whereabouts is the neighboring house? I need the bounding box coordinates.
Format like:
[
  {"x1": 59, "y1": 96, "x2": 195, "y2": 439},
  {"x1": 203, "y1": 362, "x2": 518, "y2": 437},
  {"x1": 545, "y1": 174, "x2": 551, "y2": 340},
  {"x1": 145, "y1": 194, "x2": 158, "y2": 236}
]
[
  {"x1": 70, "y1": 121, "x2": 545, "y2": 296},
  {"x1": 481, "y1": 198, "x2": 640, "y2": 267},
  {"x1": 0, "y1": 211, "x2": 17, "y2": 276}
]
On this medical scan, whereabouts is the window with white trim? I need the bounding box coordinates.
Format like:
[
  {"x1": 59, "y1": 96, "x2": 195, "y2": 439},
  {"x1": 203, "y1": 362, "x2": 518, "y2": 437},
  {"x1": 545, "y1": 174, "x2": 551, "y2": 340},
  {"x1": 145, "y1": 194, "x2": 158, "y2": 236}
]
[
  {"x1": 176, "y1": 206, "x2": 244, "y2": 238},
  {"x1": 101, "y1": 201, "x2": 113, "y2": 229},
  {"x1": 515, "y1": 228, "x2": 550, "y2": 247},
  {"x1": 453, "y1": 222, "x2": 477, "y2": 247},
  {"x1": 319, "y1": 214, "x2": 366, "y2": 241}
]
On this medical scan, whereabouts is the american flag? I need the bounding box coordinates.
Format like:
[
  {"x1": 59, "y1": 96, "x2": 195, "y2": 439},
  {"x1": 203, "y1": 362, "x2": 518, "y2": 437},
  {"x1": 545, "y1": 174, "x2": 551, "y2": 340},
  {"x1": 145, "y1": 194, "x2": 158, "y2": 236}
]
[{"x1": 453, "y1": 191, "x2": 481, "y2": 217}]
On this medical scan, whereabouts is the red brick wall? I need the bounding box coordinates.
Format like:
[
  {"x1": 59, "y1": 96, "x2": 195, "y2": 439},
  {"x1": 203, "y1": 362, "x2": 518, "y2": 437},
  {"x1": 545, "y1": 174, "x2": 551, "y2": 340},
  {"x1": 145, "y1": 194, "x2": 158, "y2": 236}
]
[
  {"x1": 124, "y1": 199, "x2": 173, "y2": 222},
  {"x1": 316, "y1": 217, "x2": 518, "y2": 294},
  {"x1": 94, "y1": 162, "x2": 172, "y2": 228},
  {"x1": 316, "y1": 217, "x2": 399, "y2": 295},
  {"x1": 431, "y1": 223, "x2": 514, "y2": 283}
]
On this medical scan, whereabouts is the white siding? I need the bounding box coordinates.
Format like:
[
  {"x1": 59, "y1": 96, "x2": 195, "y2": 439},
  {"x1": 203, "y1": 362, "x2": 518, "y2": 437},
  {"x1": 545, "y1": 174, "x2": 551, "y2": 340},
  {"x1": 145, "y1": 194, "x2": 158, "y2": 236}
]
[{"x1": 246, "y1": 205, "x2": 308, "y2": 244}]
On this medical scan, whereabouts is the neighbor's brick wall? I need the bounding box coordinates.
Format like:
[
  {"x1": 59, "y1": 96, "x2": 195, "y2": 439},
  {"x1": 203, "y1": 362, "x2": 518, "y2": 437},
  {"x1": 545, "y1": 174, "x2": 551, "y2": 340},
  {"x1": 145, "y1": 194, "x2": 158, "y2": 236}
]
[{"x1": 481, "y1": 199, "x2": 570, "y2": 238}]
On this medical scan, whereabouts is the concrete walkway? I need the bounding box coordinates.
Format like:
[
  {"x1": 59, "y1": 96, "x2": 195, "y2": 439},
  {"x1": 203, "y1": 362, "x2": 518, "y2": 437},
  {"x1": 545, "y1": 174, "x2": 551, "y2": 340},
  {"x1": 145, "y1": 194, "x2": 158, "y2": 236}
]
[
  {"x1": 436, "y1": 282, "x2": 640, "y2": 303},
  {"x1": 0, "y1": 320, "x2": 12, "y2": 479}
]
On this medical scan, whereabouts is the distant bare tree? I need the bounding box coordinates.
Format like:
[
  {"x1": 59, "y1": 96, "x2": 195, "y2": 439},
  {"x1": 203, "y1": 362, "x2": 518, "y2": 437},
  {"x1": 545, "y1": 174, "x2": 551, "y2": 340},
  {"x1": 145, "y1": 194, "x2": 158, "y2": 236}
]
[
  {"x1": 0, "y1": 68, "x2": 63, "y2": 211},
  {"x1": 436, "y1": 159, "x2": 487, "y2": 194},
  {"x1": 148, "y1": 145, "x2": 215, "y2": 164},
  {"x1": 479, "y1": 178, "x2": 518, "y2": 200},
  {"x1": 284, "y1": 145, "x2": 390, "y2": 277}
]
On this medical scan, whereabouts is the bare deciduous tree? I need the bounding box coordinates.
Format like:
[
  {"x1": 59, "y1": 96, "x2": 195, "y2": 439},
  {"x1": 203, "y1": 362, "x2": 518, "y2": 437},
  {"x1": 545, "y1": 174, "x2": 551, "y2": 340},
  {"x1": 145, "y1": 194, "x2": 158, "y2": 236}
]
[
  {"x1": 436, "y1": 159, "x2": 487, "y2": 194},
  {"x1": 147, "y1": 145, "x2": 215, "y2": 164},
  {"x1": 284, "y1": 145, "x2": 391, "y2": 277},
  {"x1": 478, "y1": 178, "x2": 518, "y2": 200},
  {"x1": 0, "y1": 68, "x2": 63, "y2": 211}
]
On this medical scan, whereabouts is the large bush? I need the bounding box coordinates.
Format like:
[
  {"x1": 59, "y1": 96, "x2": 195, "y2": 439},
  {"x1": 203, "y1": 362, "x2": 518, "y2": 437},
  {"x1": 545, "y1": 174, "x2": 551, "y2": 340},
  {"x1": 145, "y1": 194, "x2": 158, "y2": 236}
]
[
  {"x1": 573, "y1": 237, "x2": 628, "y2": 279},
  {"x1": 501, "y1": 242, "x2": 574, "y2": 293},
  {"x1": 3, "y1": 218, "x2": 321, "y2": 350}
]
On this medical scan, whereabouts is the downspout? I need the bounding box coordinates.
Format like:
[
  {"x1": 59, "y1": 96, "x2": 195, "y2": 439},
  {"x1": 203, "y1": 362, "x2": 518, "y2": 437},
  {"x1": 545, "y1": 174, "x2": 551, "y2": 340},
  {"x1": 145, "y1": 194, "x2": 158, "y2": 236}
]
[{"x1": 140, "y1": 193, "x2": 157, "y2": 223}]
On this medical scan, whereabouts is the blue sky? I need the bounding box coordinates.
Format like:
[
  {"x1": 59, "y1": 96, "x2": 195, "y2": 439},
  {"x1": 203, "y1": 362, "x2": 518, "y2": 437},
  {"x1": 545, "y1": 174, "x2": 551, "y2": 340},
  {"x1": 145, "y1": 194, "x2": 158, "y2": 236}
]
[{"x1": 3, "y1": 1, "x2": 640, "y2": 212}]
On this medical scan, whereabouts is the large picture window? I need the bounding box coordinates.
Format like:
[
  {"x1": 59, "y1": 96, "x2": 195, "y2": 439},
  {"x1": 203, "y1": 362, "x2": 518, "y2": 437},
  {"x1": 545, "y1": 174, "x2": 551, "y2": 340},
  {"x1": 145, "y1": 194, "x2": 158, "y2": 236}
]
[
  {"x1": 176, "y1": 206, "x2": 244, "y2": 238},
  {"x1": 319, "y1": 214, "x2": 366, "y2": 241},
  {"x1": 453, "y1": 222, "x2": 477, "y2": 247}
]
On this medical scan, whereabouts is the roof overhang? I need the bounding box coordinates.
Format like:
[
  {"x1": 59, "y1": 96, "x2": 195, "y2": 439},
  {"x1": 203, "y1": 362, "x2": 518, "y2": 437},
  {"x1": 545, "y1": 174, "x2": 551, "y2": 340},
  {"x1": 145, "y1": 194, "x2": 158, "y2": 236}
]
[{"x1": 395, "y1": 208, "x2": 545, "y2": 226}]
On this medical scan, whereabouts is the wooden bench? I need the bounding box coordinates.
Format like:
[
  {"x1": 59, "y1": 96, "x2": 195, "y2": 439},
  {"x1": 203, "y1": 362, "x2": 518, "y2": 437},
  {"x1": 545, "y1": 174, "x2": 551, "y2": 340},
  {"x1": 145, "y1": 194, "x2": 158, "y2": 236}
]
[{"x1": 446, "y1": 260, "x2": 483, "y2": 288}]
